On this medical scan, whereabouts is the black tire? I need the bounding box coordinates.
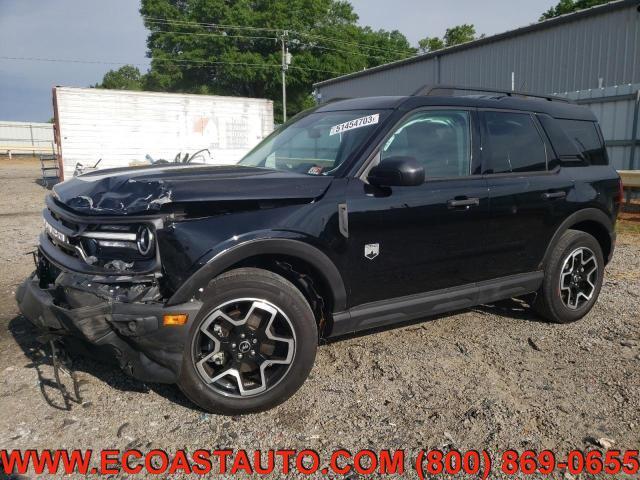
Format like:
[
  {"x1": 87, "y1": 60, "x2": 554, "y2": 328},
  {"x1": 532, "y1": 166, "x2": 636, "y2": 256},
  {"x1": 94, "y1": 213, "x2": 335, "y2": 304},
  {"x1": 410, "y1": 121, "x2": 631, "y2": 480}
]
[
  {"x1": 178, "y1": 267, "x2": 317, "y2": 414},
  {"x1": 534, "y1": 229, "x2": 604, "y2": 324}
]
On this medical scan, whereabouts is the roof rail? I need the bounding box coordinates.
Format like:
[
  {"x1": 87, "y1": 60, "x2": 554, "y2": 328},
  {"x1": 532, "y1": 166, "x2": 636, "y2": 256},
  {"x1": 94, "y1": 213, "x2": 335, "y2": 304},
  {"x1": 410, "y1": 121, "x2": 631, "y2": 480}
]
[{"x1": 413, "y1": 84, "x2": 570, "y2": 103}]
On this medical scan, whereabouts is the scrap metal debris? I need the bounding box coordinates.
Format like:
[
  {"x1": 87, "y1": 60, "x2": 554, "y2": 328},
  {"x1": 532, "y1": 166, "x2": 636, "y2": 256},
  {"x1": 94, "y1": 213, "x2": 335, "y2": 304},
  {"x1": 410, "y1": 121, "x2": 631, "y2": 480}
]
[
  {"x1": 29, "y1": 335, "x2": 84, "y2": 412},
  {"x1": 527, "y1": 337, "x2": 542, "y2": 351},
  {"x1": 50, "y1": 340, "x2": 82, "y2": 410}
]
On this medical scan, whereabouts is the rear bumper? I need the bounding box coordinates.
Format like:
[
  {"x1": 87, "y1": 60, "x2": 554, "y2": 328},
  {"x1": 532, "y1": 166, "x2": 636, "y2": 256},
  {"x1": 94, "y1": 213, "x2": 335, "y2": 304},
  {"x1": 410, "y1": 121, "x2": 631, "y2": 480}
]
[{"x1": 16, "y1": 272, "x2": 202, "y2": 384}]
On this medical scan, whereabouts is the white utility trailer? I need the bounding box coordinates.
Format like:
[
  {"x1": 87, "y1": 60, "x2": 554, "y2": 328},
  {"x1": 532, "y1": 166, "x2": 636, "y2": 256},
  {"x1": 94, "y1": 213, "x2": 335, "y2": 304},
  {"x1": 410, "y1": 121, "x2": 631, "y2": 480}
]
[{"x1": 52, "y1": 87, "x2": 274, "y2": 180}]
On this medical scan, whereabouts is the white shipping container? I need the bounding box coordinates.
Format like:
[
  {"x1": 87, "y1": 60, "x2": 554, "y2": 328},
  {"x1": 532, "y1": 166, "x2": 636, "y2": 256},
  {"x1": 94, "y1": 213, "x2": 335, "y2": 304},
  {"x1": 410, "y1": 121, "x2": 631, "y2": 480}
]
[{"x1": 53, "y1": 87, "x2": 274, "y2": 179}]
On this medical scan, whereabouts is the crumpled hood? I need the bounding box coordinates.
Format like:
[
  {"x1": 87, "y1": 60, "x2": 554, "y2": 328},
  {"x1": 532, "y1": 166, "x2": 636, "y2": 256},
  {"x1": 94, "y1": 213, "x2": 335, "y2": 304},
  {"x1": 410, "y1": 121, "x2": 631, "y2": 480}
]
[{"x1": 53, "y1": 164, "x2": 334, "y2": 215}]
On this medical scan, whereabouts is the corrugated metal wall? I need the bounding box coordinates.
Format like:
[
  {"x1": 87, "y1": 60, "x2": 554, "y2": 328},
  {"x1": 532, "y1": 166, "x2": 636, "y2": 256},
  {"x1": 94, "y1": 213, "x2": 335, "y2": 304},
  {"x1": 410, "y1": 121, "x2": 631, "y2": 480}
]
[
  {"x1": 559, "y1": 83, "x2": 640, "y2": 170},
  {"x1": 315, "y1": 1, "x2": 640, "y2": 101},
  {"x1": 0, "y1": 121, "x2": 54, "y2": 155}
]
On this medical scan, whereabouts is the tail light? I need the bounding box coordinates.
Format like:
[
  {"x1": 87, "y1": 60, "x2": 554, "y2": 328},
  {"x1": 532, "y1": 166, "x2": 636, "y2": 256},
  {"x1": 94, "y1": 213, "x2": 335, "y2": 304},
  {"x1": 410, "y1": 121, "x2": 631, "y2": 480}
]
[{"x1": 615, "y1": 177, "x2": 624, "y2": 205}]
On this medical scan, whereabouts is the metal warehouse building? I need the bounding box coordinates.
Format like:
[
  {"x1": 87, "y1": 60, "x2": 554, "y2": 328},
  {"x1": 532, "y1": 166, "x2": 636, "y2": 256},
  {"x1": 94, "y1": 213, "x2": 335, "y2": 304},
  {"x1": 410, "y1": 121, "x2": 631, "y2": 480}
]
[
  {"x1": 314, "y1": 0, "x2": 640, "y2": 99},
  {"x1": 313, "y1": 1, "x2": 640, "y2": 171}
]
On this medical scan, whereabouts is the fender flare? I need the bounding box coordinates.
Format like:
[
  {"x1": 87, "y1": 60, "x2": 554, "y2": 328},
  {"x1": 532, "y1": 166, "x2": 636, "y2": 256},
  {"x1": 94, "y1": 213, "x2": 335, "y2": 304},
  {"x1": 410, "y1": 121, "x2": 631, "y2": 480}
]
[
  {"x1": 539, "y1": 207, "x2": 615, "y2": 269},
  {"x1": 167, "y1": 237, "x2": 347, "y2": 311}
]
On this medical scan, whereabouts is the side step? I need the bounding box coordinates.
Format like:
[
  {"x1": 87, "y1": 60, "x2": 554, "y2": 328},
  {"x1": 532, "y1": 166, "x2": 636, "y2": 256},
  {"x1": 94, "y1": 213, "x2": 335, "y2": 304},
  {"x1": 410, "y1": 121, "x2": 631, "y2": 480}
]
[{"x1": 329, "y1": 271, "x2": 544, "y2": 337}]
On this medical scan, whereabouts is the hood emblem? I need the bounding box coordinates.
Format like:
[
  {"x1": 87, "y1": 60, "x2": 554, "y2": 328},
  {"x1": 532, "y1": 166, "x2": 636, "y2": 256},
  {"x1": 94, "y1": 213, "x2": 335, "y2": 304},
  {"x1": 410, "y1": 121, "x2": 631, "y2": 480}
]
[{"x1": 364, "y1": 243, "x2": 379, "y2": 260}]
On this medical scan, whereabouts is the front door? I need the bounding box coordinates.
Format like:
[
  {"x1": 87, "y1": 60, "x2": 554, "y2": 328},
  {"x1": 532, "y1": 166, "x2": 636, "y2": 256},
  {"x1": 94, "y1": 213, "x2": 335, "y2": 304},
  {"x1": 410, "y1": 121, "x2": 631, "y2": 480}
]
[{"x1": 344, "y1": 109, "x2": 491, "y2": 308}]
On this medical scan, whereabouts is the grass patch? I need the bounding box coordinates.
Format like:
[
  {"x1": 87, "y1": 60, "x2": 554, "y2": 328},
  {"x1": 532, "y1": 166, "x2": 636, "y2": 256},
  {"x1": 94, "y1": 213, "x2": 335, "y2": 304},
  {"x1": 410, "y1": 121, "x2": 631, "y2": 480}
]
[
  {"x1": 617, "y1": 210, "x2": 640, "y2": 239},
  {"x1": 617, "y1": 220, "x2": 640, "y2": 236}
]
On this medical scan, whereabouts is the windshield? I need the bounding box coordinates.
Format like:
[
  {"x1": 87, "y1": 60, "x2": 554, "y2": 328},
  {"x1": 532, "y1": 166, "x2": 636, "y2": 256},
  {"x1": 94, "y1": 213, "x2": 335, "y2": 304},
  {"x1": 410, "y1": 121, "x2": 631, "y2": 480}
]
[{"x1": 239, "y1": 109, "x2": 388, "y2": 175}]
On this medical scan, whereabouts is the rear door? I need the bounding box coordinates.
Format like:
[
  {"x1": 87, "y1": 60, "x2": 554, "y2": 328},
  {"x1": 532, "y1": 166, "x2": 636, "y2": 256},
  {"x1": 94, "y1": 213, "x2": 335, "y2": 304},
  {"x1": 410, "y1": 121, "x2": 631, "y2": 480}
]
[{"x1": 480, "y1": 110, "x2": 575, "y2": 278}]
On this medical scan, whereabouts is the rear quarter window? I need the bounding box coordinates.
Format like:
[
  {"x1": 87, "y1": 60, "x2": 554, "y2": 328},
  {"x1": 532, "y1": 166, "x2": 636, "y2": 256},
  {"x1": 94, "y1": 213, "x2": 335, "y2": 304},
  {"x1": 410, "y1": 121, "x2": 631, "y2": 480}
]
[
  {"x1": 539, "y1": 116, "x2": 608, "y2": 166},
  {"x1": 558, "y1": 119, "x2": 608, "y2": 165}
]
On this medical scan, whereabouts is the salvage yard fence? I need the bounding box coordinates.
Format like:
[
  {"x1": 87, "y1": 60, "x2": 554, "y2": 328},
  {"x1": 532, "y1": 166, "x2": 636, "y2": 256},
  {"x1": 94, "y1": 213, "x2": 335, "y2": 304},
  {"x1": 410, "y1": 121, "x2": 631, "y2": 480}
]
[{"x1": 0, "y1": 121, "x2": 55, "y2": 158}]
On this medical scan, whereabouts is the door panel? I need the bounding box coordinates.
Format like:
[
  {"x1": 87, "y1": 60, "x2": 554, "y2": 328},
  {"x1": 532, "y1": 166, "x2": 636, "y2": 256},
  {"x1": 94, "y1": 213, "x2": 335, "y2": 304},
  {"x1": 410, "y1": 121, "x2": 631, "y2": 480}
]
[
  {"x1": 483, "y1": 171, "x2": 574, "y2": 278},
  {"x1": 343, "y1": 108, "x2": 492, "y2": 308},
  {"x1": 480, "y1": 110, "x2": 574, "y2": 278},
  {"x1": 344, "y1": 177, "x2": 490, "y2": 307}
]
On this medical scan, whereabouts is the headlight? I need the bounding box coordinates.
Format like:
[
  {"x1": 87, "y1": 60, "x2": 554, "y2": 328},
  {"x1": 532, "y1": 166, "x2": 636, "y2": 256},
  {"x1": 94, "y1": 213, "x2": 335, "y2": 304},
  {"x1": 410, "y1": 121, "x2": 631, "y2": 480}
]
[
  {"x1": 136, "y1": 225, "x2": 154, "y2": 256},
  {"x1": 79, "y1": 224, "x2": 155, "y2": 260}
]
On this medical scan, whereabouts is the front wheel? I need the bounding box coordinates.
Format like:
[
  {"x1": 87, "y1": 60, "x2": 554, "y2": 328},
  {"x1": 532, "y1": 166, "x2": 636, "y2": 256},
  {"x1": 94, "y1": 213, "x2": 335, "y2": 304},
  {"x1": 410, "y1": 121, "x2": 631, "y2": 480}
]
[
  {"x1": 534, "y1": 230, "x2": 604, "y2": 324},
  {"x1": 178, "y1": 268, "x2": 317, "y2": 414}
]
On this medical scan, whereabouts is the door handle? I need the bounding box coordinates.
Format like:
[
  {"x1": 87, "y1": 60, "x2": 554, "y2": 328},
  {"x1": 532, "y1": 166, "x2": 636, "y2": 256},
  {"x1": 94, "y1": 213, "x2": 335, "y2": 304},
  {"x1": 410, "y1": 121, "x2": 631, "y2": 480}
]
[
  {"x1": 542, "y1": 191, "x2": 567, "y2": 200},
  {"x1": 447, "y1": 197, "x2": 480, "y2": 208}
]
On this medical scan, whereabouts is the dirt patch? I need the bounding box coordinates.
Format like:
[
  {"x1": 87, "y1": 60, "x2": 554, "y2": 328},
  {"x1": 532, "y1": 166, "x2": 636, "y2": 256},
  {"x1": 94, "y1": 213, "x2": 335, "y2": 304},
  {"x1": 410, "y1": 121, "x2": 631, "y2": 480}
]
[{"x1": 0, "y1": 161, "x2": 638, "y2": 477}]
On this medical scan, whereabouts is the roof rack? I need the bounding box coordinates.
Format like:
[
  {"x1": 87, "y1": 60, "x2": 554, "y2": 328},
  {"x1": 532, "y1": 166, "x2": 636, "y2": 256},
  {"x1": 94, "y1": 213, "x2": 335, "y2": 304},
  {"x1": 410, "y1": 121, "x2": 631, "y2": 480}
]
[{"x1": 413, "y1": 84, "x2": 570, "y2": 103}]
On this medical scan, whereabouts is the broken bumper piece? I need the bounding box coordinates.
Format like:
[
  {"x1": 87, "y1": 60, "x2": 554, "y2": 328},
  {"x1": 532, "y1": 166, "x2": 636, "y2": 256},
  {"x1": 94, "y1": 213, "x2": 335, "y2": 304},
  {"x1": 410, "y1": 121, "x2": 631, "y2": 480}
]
[{"x1": 16, "y1": 273, "x2": 202, "y2": 384}]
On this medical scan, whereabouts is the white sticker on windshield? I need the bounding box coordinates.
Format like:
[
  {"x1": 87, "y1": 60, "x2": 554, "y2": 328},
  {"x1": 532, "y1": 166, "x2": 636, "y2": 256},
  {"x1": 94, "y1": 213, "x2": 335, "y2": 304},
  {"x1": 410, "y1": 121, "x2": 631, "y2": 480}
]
[{"x1": 330, "y1": 114, "x2": 380, "y2": 136}]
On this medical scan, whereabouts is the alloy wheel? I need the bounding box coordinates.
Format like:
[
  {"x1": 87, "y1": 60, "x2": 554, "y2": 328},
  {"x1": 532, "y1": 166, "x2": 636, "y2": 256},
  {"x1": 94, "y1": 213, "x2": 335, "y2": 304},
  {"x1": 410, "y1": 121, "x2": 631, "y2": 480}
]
[
  {"x1": 559, "y1": 247, "x2": 598, "y2": 310},
  {"x1": 192, "y1": 298, "x2": 296, "y2": 397}
]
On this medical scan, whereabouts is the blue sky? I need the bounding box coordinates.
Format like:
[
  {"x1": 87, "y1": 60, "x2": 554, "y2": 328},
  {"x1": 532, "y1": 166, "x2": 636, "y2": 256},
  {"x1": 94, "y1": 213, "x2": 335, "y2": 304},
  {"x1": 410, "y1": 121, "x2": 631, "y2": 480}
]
[{"x1": 0, "y1": 0, "x2": 556, "y2": 122}]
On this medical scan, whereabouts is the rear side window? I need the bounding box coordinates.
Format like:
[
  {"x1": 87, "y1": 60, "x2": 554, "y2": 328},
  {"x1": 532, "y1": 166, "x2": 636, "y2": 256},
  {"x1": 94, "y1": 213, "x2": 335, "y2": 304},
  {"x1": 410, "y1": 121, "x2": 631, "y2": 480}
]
[
  {"x1": 558, "y1": 119, "x2": 607, "y2": 165},
  {"x1": 483, "y1": 111, "x2": 547, "y2": 174}
]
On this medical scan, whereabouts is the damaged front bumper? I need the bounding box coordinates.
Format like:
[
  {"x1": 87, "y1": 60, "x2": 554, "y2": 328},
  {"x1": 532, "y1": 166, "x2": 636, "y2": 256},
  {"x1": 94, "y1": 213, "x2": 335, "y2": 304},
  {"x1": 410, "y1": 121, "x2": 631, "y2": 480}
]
[{"x1": 16, "y1": 267, "x2": 202, "y2": 384}]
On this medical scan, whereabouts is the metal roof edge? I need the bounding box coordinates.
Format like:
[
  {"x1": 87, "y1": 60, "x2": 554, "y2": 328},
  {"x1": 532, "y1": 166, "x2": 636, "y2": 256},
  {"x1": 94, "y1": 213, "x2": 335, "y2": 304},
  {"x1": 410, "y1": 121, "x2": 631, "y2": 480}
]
[{"x1": 313, "y1": 0, "x2": 640, "y2": 89}]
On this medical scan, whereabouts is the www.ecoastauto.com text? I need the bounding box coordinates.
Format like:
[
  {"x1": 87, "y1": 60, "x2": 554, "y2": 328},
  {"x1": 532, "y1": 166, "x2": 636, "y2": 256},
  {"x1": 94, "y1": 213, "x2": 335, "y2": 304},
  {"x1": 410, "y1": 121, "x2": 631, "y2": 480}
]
[{"x1": 2, "y1": 448, "x2": 639, "y2": 476}]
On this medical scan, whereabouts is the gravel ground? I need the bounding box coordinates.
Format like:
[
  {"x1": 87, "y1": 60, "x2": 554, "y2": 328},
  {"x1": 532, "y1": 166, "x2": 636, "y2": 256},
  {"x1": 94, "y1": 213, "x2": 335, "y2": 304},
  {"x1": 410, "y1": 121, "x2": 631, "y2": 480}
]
[{"x1": 0, "y1": 158, "x2": 639, "y2": 478}]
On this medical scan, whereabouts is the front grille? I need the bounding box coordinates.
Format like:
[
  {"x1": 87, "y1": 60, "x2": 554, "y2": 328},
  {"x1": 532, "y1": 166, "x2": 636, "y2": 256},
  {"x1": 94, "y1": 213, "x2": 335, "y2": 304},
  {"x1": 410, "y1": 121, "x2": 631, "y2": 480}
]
[{"x1": 42, "y1": 196, "x2": 160, "y2": 274}]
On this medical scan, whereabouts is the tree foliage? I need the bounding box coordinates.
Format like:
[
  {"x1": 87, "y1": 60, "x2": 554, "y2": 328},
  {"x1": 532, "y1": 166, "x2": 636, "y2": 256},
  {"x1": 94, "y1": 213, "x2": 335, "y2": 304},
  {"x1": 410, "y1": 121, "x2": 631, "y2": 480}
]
[
  {"x1": 443, "y1": 24, "x2": 476, "y2": 47},
  {"x1": 96, "y1": 65, "x2": 144, "y2": 90},
  {"x1": 99, "y1": 0, "x2": 416, "y2": 121},
  {"x1": 539, "y1": 0, "x2": 614, "y2": 20},
  {"x1": 418, "y1": 24, "x2": 477, "y2": 54},
  {"x1": 418, "y1": 37, "x2": 444, "y2": 54}
]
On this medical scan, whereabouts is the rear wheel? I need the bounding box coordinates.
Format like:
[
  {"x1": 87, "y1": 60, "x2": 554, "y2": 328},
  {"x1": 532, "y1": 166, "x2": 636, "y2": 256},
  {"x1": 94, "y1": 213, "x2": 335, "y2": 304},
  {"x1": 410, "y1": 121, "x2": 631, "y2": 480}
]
[
  {"x1": 534, "y1": 230, "x2": 604, "y2": 324},
  {"x1": 178, "y1": 268, "x2": 317, "y2": 414}
]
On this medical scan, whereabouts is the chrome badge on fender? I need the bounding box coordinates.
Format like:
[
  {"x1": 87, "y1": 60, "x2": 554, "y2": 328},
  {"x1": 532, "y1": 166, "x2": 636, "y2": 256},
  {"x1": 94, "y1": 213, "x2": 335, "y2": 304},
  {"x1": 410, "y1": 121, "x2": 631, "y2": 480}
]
[{"x1": 364, "y1": 243, "x2": 379, "y2": 260}]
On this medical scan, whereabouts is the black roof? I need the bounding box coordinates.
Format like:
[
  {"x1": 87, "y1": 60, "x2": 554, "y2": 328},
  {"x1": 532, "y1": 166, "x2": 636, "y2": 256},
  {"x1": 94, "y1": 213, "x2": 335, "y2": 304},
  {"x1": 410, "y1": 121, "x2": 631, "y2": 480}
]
[
  {"x1": 317, "y1": 95, "x2": 597, "y2": 121},
  {"x1": 315, "y1": 96, "x2": 407, "y2": 111}
]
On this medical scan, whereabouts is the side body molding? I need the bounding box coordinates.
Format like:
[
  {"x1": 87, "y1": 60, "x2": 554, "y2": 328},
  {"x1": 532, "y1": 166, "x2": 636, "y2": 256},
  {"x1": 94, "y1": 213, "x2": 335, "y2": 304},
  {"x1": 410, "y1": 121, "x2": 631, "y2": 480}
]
[{"x1": 167, "y1": 236, "x2": 347, "y2": 311}]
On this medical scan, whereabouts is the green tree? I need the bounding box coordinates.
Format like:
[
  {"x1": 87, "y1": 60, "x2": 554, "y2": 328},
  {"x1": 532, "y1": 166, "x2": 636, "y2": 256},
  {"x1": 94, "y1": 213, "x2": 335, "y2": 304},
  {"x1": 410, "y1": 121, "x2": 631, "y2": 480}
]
[
  {"x1": 539, "y1": 0, "x2": 614, "y2": 20},
  {"x1": 418, "y1": 24, "x2": 477, "y2": 53},
  {"x1": 443, "y1": 24, "x2": 476, "y2": 47},
  {"x1": 96, "y1": 65, "x2": 145, "y2": 90},
  {"x1": 134, "y1": 0, "x2": 416, "y2": 122},
  {"x1": 418, "y1": 37, "x2": 444, "y2": 54}
]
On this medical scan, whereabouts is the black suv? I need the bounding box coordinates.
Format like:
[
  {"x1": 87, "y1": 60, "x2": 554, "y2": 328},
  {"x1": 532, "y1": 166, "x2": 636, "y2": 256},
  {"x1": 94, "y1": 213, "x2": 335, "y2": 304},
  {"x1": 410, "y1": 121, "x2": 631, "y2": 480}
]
[{"x1": 17, "y1": 87, "x2": 622, "y2": 413}]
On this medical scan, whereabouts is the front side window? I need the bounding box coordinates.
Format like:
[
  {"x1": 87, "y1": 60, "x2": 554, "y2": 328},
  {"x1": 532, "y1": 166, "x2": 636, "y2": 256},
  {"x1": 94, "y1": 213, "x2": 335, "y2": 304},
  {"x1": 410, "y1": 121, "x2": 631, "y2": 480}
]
[
  {"x1": 381, "y1": 110, "x2": 471, "y2": 178},
  {"x1": 483, "y1": 111, "x2": 547, "y2": 174},
  {"x1": 239, "y1": 110, "x2": 388, "y2": 175}
]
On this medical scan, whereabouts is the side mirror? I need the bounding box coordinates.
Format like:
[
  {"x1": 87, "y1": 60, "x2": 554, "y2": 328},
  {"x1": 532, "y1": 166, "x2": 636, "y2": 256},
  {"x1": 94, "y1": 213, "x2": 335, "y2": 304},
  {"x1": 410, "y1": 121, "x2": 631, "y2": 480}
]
[{"x1": 367, "y1": 156, "x2": 425, "y2": 187}]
